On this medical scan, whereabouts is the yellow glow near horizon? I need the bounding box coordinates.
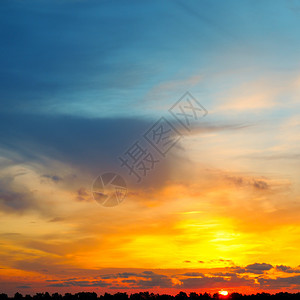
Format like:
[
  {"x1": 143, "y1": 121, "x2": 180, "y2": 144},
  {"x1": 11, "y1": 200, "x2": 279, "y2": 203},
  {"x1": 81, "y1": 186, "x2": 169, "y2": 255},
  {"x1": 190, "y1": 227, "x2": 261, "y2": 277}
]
[{"x1": 219, "y1": 291, "x2": 229, "y2": 296}]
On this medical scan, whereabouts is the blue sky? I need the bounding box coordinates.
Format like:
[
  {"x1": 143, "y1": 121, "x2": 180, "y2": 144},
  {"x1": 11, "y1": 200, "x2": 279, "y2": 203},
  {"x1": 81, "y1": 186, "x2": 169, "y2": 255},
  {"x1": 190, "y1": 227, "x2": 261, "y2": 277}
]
[{"x1": 1, "y1": 0, "x2": 300, "y2": 118}]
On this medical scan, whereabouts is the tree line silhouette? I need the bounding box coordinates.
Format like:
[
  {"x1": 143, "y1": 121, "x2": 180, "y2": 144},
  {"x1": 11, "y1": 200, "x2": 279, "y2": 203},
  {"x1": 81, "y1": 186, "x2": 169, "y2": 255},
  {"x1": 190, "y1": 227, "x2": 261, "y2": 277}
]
[{"x1": 1, "y1": 291, "x2": 300, "y2": 300}]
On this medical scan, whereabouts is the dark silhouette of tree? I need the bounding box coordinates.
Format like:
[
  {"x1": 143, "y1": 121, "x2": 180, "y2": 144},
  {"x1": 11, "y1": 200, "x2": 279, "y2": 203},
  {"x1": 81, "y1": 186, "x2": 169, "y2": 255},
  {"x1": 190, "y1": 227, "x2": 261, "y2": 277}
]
[
  {"x1": 1, "y1": 291, "x2": 300, "y2": 300},
  {"x1": 14, "y1": 293, "x2": 23, "y2": 300},
  {"x1": 200, "y1": 293, "x2": 211, "y2": 300},
  {"x1": 175, "y1": 292, "x2": 188, "y2": 300},
  {"x1": 189, "y1": 293, "x2": 200, "y2": 300},
  {"x1": 0, "y1": 294, "x2": 8, "y2": 300},
  {"x1": 52, "y1": 293, "x2": 62, "y2": 300},
  {"x1": 231, "y1": 293, "x2": 242, "y2": 300}
]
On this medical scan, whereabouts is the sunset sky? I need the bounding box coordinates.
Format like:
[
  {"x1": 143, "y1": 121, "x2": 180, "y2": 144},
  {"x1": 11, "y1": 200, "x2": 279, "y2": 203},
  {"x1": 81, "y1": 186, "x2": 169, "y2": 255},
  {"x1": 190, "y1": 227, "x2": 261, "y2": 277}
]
[{"x1": 1, "y1": 0, "x2": 300, "y2": 296}]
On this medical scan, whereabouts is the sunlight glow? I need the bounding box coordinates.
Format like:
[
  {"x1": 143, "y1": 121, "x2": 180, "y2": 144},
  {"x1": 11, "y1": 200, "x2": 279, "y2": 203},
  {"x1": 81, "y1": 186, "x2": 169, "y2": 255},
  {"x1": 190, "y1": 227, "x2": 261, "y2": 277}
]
[{"x1": 219, "y1": 291, "x2": 229, "y2": 296}]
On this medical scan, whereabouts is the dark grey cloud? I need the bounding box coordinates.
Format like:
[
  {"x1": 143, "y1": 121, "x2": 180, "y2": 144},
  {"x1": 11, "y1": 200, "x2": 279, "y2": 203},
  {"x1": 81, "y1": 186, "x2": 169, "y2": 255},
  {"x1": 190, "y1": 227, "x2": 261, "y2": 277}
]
[
  {"x1": 47, "y1": 280, "x2": 111, "y2": 287},
  {"x1": 213, "y1": 272, "x2": 238, "y2": 277},
  {"x1": 99, "y1": 270, "x2": 264, "y2": 289},
  {"x1": 100, "y1": 272, "x2": 139, "y2": 279},
  {"x1": 276, "y1": 265, "x2": 300, "y2": 274},
  {"x1": 0, "y1": 175, "x2": 39, "y2": 213},
  {"x1": 180, "y1": 276, "x2": 225, "y2": 289},
  {"x1": 99, "y1": 271, "x2": 173, "y2": 289},
  {"x1": 76, "y1": 187, "x2": 91, "y2": 202},
  {"x1": 0, "y1": 113, "x2": 149, "y2": 169},
  {"x1": 46, "y1": 283, "x2": 66, "y2": 287},
  {"x1": 181, "y1": 272, "x2": 204, "y2": 277},
  {"x1": 228, "y1": 266, "x2": 247, "y2": 274},
  {"x1": 20, "y1": 266, "x2": 300, "y2": 291},
  {"x1": 180, "y1": 274, "x2": 256, "y2": 289},
  {"x1": 122, "y1": 279, "x2": 137, "y2": 283},
  {"x1": 225, "y1": 175, "x2": 270, "y2": 191},
  {"x1": 245, "y1": 263, "x2": 274, "y2": 274},
  {"x1": 41, "y1": 271, "x2": 300, "y2": 290},
  {"x1": 258, "y1": 275, "x2": 300, "y2": 289},
  {"x1": 133, "y1": 272, "x2": 173, "y2": 289},
  {"x1": 253, "y1": 180, "x2": 269, "y2": 190},
  {"x1": 47, "y1": 271, "x2": 173, "y2": 289},
  {"x1": 0, "y1": 112, "x2": 180, "y2": 188},
  {"x1": 0, "y1": 106, "x2": 252, "y2": 199},
  {"x1": 117, "y1": 272, "x2": 140, "y2": 279},
  {"x1": 41, "y1": 174, "x2": 63, "y2": 183},
  {"x1": 1, "y1": 113, "x2": 247, "y2": 194}
]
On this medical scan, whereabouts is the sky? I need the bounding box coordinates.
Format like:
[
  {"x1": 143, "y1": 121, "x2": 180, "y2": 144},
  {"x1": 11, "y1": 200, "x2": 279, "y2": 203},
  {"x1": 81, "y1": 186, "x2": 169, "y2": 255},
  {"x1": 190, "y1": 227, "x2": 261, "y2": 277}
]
[{"x1": 1, "y1": 0, "x2": 300, "y2": 296}]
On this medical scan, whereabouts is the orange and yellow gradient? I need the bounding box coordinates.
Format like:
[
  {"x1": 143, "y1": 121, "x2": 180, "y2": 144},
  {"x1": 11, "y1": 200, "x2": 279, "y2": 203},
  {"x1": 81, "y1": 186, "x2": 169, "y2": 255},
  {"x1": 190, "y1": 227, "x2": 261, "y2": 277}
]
[{"x1": 0, "y1": 102, "x2": 300, "y2": 295}]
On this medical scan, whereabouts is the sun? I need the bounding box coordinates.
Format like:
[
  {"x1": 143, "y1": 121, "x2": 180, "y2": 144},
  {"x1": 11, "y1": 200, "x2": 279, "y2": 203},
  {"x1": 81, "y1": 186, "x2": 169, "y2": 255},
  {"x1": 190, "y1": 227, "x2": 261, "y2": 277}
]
[{"x1": 218, "y1": 291, "x2": 229, "y2": 296}]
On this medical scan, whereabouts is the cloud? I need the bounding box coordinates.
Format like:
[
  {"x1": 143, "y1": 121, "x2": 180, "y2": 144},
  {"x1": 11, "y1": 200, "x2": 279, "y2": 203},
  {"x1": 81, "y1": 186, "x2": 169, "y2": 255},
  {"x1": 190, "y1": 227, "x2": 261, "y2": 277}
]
[
  {"x1": 0, "y1": 111, "x2": 248, "y2": 196},
  {"x1": 181, "y1": 272, "x2": 204, "y2": 277},
  {"x1": 213, "y1": 272, "x2": 238, "y2": 277},
  {"x1": 225, "y1": 175, "x2": 270, "y2": 191},
  {"x1": 276, "y1": 265, "x2": 300, "y2": 274},
  {"x1": 47, "y1": 280, "x2": 110, "y2": 287},
  {"x1": 134, "y1": 274, "x2": 173, "y2": 289},
  {"x1": 76, "y1": 187, "x2": 91, "y2": 202},
  {"x1": 229, "y1": 267, "x2": 247, "y2": 274},
  {"x1": 0, "y1": 175, "x2": 40, "y2": 214},
  {"x1": 258, "y1": 275, "x2": 300, "y2": 289},
  {"x1": 122, "y1": 280, "x2": 136, "y2": 284},
  {"x1": 245, "y1": 263, "x2": 274, "y2": 274},
  {"x1": 180, "y1": 274, "x2": 255, "y2": 289},
  {"x1": 0, "y1": 113, "x2": 149, "y2": 171},
  {"x1": 0, "y1": 112, "x2": 186, "y2": 190},
  {"x1": 103, "y1": 271, "x2": 174, "y2": 289},
  {"x1": 6, "y1": 265, "x2": 300, "y2": 292},
  {"x1": 253, "y1": 180, "x2": 269, "y2": 190},
  {"x1": 48, "y1": 217, "x2": 64, "y2": 223},
  {"x1": 41, "y1": 174, "x2": 63, "y2": 183},
  {"x1": 100, "y1": 272, "x2": 146, "y2": 280},
  {"x1": 48, "y1": 271, "x2": 174, "y2": 289}
]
